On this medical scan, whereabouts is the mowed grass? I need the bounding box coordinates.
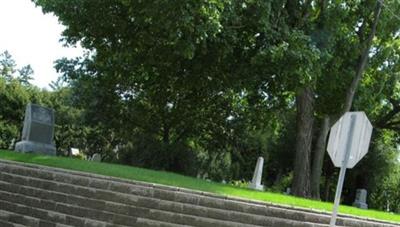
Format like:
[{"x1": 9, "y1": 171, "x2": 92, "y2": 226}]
[{"x1": 0, "y1": 149, "x2": 399, "y2": 223}]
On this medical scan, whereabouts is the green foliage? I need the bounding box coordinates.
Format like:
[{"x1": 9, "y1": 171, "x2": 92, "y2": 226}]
[
  {"x1": 230, "y1": 179, "x2": 249, "y2": 188},
  {"x1": 0, "y1": 121, "x2": 18, "y2": 149},
  {"x1": 0, "y1": 51, "x2": 96, "y2": 160},
  {"x1": 271, "y1": 172, "x2": 293, "y2": 193},
  {"x1": 34, "y1": 0, "x2": 284, "y2": 178},
  {"x1": 0, "y1": 52, "x2": 33, "y2": 148},
  {"x1": 0, "y1": 51, "x2": 16, "y2": 81},
  {"x1": 370, "y1": 163, "x2": 400, "y2": 213},
  {"x1": 24, "y1": 0, "x2": 400, "y2": 213},
  {"x1": 358, "y1": 131, "x2": 400, "y2": 212}
]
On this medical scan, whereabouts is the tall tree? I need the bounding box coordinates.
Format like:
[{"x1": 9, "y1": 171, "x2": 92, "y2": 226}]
[
  {"x1": 35, "y1": 0, "x2": 285, "y2": 173},
  {"x1": 310, "y1": 0, "x2": 387, "y2": 199},
  {"x1": 0, "y1": 51, "x2": 16, "y2": 82},
  {"x1": 279, "y1": 0, "x2": 388, "y2": 198}
]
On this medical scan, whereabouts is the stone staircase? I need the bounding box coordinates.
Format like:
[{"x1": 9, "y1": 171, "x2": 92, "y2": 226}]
[{"x1": 0, "y1": 159, "x2": 398, "y2": 227}]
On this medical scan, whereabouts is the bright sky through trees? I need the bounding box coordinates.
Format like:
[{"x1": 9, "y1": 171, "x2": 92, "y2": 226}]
[{"x1": 0, "y1": 0, "x2": 83, "y2": 89}]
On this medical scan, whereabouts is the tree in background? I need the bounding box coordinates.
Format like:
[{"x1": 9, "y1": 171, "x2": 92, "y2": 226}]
[
  {"x1": 0, "y1": 51, "x2": 33, "y2": 148},
  {"x1": 0, "y1": 51, "x2": 96, "y2": 159},
  {"x1": 28, "y1": 0, "x2": 400, "y2": 212},
  {"x1": 35, "y1": 0, "x2": 286, "y2": 174}
]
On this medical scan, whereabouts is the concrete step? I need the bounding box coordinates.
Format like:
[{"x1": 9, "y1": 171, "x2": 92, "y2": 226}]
[
  {"x1": 0, "y1": 219, "x2": 24, "y2": 227},
  {"x1": 0, "y1": 177, "x2": 260, "y2": 227},
  {"x1": 0, "y1": 219, "x2": 26, "y2": 227},
  {"x1": 0, "y1": 189, "x2": 138, "y2": 227},
  {"x1": 0, "y1": 160, "x2": 398, "y2": 227},
  {"x1": 0, "y1": 162, "x2": 331, "y2": 227},
  {"x1": 0, "y1": 187, "x2": 187, "y2": 227},
  {"x1": 0, "y1": 209, "x2": 71, "y2": 227},
  {"x1": 0, "y1": 168, "x2": 329, "y2": 227},
  {"x1": 0, "y1": 206, "x2": 183, "y2": 227},
  {"x1": 0, "y1": 199, "x2": 129, "y2": 227}
]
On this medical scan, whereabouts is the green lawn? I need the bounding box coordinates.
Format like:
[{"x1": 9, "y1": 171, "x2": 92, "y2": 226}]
[{"x1": 0, "y1": 149, "x2": 399, "y2": 223}]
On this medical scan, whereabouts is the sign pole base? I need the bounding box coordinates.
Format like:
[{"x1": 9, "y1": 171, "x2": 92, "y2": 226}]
[{"x1": 329, "y1": 166, "x2": 347, "y2": 227}]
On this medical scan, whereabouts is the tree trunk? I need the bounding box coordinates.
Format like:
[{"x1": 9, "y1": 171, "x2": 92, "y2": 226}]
[
  {"x1": 309, "y1": 0, "x2": 382, "y2": 201},
  {"x1": 343, "y1": 0, "x2": 383, "y2": 113},
  {"x1": 311, "y1": 116, "x2": 330, "y2": 199},
  {"x1": 324, "y1": 173, "x2": 332, "y2": 201},
  {"x1": 292, "y1": 86, "x2": 314, "y2": 198}
]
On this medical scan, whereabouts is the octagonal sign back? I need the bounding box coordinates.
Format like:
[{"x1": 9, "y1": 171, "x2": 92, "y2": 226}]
[{"x1": 327, "y1": 112, "x2": 373, "y2": 169}]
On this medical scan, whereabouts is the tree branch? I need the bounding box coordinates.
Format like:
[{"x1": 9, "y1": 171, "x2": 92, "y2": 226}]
[
  {"x1": 374, "y1": 98, "x2": 400, "y2": 128},
  {"x1": 343, "y1": 0, "x2": 383, "y2": 113}
]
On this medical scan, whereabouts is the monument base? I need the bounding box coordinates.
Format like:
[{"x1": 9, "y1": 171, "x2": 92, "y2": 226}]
[
  {"x1": 249, "y1": 183, "x2": 264, "y2": 191},
  {"x1": 353, "y1": 201, "x2": 368, "y2": 209},
  {"x1": 15, "y1": 140, "x2": 56, "y2": 156}
]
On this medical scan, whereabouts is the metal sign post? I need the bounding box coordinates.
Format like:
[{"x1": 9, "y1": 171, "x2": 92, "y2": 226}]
[{"x1": 329, "y1": 115, "x2": 356, "y2": 227}]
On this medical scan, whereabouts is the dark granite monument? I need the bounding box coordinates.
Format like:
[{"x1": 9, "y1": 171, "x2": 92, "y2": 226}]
[{"x1": 15, "y1": 103, "x2": 56, "y2": 155}]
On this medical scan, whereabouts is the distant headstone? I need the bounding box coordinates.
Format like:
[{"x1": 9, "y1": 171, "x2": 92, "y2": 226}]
[
  {"x1": 249, "y1": 157, "x2": 264, "y2": 191},
  {"x1": 15, "y1": 103, "x2": 56, "y2": 155},
  {"x1": 71, "y1": 148, "x2": 80, "y2": 156},
  {"x1": 90, "y1": 153, "x2": 101, "y2": 162},
  {"x1": 284, "y1": 187, "x2": 291, "y2": 195},
  {"x1": 8, "y1": 138, "x2": 15, "y2": 150},
  {"x1": 353, "y1": 189, "x2": 368, "y2": 209}
]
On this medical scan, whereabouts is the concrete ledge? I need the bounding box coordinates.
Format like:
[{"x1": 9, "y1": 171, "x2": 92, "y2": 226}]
[
  {"x1": 14, "y1": 141, "x2": 56, "y2": 156},
  {"x1": 0, "y1": 164, "x2": 333, "y2": 226},
  {"x1": 0, "y1": 159, "x2": 398, "y2": 227}
]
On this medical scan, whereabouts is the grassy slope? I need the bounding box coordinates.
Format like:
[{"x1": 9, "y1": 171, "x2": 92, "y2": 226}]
[{"x1": 0, "y1": 149, "x2": 399, "y2": 223}]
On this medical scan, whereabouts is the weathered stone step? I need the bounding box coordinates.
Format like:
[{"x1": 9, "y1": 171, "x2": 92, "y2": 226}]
[
  {"x1": 0, "y1": 160, "x2": 398, "y2": 227},
  {"x1": 134, "y1": 218, "x2": 190, "y2": 227},
  {"x1": 0, "y1": 178, "x2": 263, "y2": 227},
  {"x1": 0, "y1": 169, "x2": 329, "y2": 227},
  {"x1": 0, "y1": 219, "x2": 26, "y2": 227},
  {"x1": 0, "y1": 208, "x2": 71, "y2": 227},
  {"x1": 3, "y1": 166, "x2": 346, "y2": 226},
  {"x1": 1, "y1": 204, "x2": 186, "y2": 227},
  {"x1": 0, "y1": 209, "x2": 71, "y2": 227},
  {"x1": 0, "y1": 189, "x2": 139, "y2": 227},
  {"x1": 0, "y1": 186, "x2": 191, "y2": 227},
  {"x1": 0, "y1": 162, "x2": 332, "y2": 227},
  {"x1": 0, "y1": 219, "x2": 24, "y2": 227},
  {"x1": 0, "y1": 199, "x2": 129, "y2": 227}
]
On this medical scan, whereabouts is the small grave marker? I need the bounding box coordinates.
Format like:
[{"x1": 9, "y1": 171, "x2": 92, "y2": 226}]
[
  {"x1": 90, "y1": 153, "x2": 102, "y2": 162},
  {"x1": 8, "y1": 138, "x2": 15, "y2": 150},
  {"x1": 353, "y1": 189, "x2": 368, "y2": 209},
  {"x1": 71, "y1": 148, "x2": 80, "y2": 156}
]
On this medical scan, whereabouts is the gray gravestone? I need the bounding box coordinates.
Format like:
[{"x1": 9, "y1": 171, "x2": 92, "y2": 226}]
[
  {"x1": 353, "y1": 189, "x2": 368, "y2": 209},
  {"x1": 249, "y1": 157, "x2": 264, "y2": 191},
  {"x1": 90, "y1": 153, "x2": 101, "y2": 162},
  {"x1": 15, "y1": 103, "x2": 56, "y2": 155}
]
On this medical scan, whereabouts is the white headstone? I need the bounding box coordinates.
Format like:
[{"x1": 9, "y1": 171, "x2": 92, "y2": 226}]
[
  {"x1": 15, "y1": 103, "x2": 56, "y2": 155},
  {"x1": 71, "y1": 148, "x2": 80, "y2": 156},
  {"x1": 91, "y1": 153, "x2": 101, "y2": 162},
  {"x1": 353, "y1": 189, "x2": 368, "y2": 209},
  {"x1": 249, "y1": 157, "x2": 264, "y2": 191},
  {"x1": 8, "y1": 138, "x2": 15, "y2": 150}
]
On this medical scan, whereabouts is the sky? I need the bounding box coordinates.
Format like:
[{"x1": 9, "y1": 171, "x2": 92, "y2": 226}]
[{"x1": 0, "y1": 0, "x2": 83, "y2": 89}]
